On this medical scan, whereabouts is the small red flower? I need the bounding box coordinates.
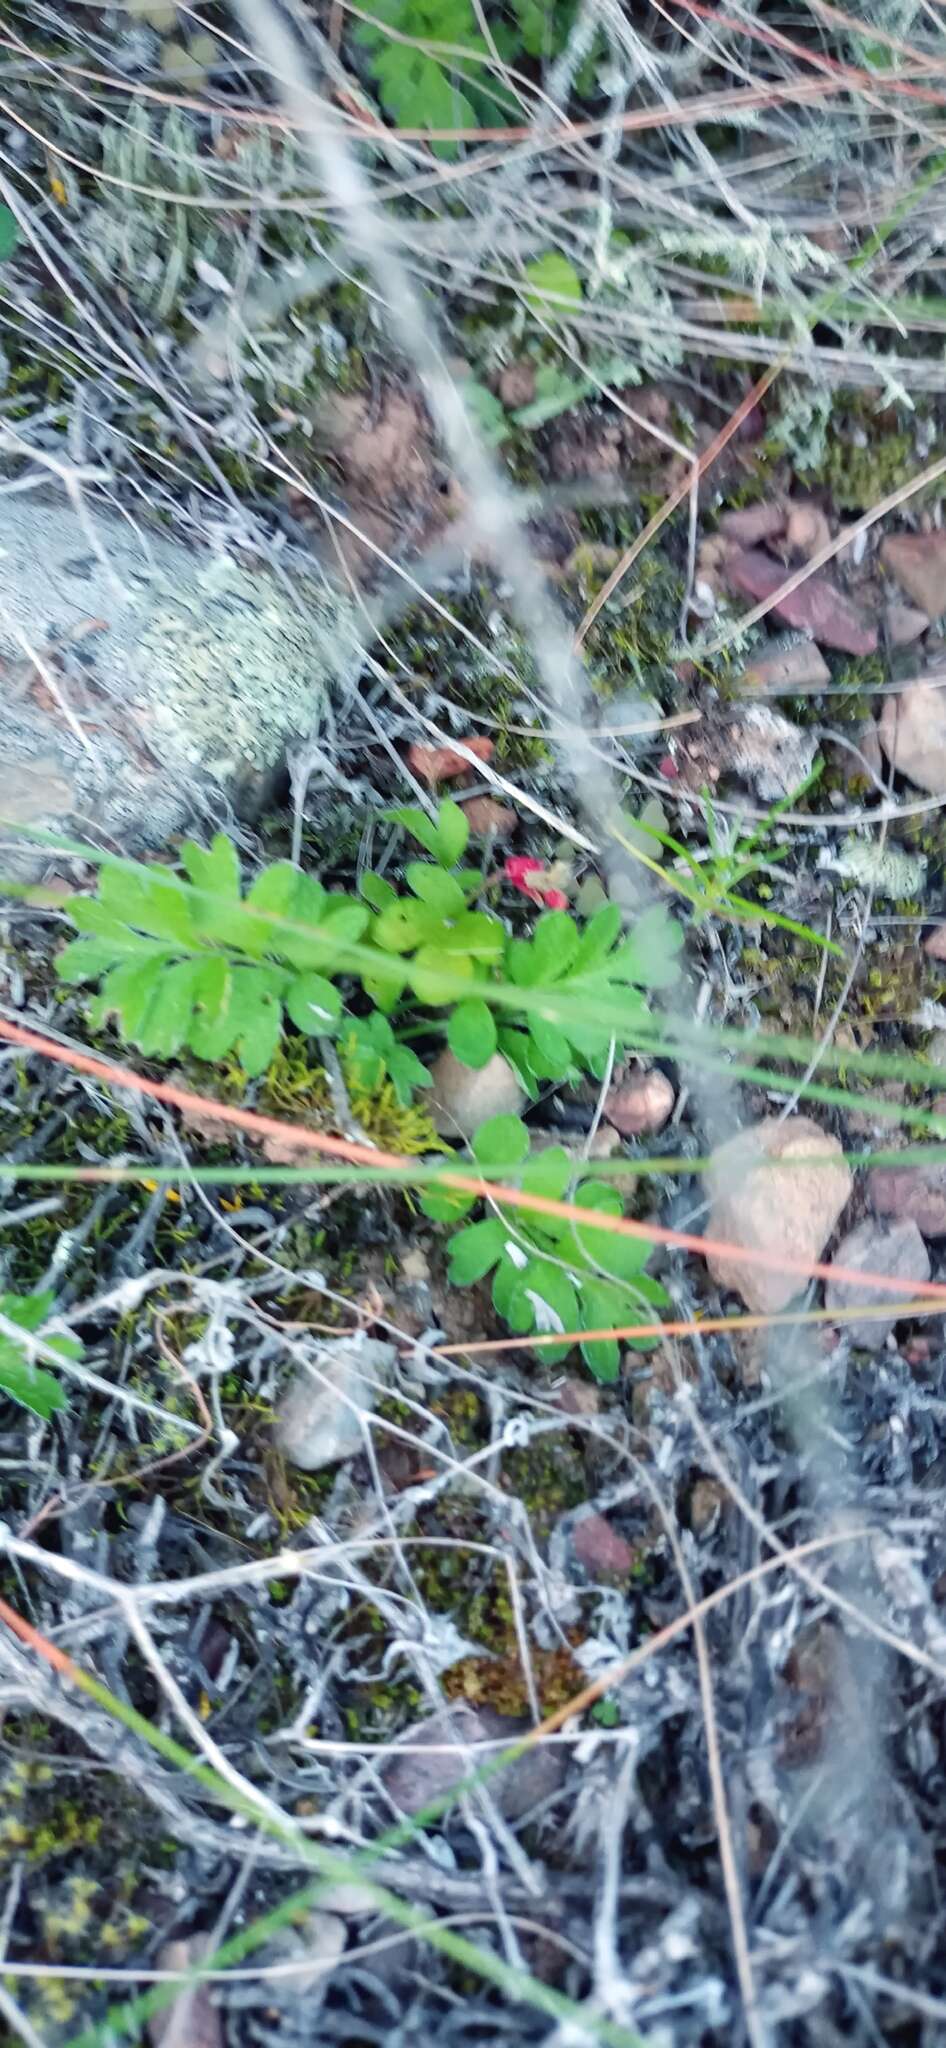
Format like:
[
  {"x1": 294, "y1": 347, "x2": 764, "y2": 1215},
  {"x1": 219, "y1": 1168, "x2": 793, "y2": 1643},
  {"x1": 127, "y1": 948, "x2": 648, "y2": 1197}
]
[
  {"x1": 505, "y1": 856, "x2": 543, "y2": 894},
  {"x1": 503, "y1": 857, "x2": 570, "y2": 911}
]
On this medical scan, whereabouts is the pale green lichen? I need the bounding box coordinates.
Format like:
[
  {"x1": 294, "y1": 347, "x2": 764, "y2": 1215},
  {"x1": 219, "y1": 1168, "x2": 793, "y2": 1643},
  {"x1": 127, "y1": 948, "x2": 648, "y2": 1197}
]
[{"x1": 819, "y1": 839, "x2": 928, "y2": 897}]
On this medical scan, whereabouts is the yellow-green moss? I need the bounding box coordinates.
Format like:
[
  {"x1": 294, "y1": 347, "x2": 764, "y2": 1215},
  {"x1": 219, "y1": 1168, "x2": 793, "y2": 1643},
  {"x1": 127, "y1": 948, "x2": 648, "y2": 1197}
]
[{"x1": 443, "y1": 1640, "x2": 584, "y2": 1715}]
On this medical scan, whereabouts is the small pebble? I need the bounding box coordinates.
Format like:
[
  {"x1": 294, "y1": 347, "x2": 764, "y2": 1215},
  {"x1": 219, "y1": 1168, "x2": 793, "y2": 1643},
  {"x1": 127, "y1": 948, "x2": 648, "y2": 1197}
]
[
  {"x1": 273, "y1": 1337, "x2": 395, "y2": 1471},
  {"x1": 428, "y1": 1049, "x2": 524, "y2": 1138},
  {"x1": 604, "y1": 1067, "x2": 674, "y2": 1137},
  {"x1": 572, "y1": 1511, "x2": 635, "y2": 1578}
]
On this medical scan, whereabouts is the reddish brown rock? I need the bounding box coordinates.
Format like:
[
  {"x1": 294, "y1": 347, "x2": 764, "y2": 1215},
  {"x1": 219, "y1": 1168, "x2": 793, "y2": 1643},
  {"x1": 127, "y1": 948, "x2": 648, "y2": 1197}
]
[
  {"x1": 408, "y1": 736, "x2": 494, "y2": 784},
  {"x1": 604, "y1": 1067, "x2": 675, "y2": 1137},
  {"x1": 724, "y1": 548, "x2": 877, "y2": 654},
  {"x1": 705, "y1": 1116, "x2": 852, "y2": 1313},
  {"x1": 879, "y1": 681, "x2": 946, "y2": 793},
  {"x1": 572, "y1": 1512, "x2": 635, "y2": 1577},
  {"x1": 869, "y1": 1161, "x2": 946, "y2": 1238},
  {"x1": 384, "y1": 1708, "x2": 564, "y2": 1818},
  {"x1": 880, "y1": 531, "x2": 946, "y2": 620},
  {"x1": 718, "y1": 500, "x2": 786, "y2": 547},
  {"x1": 785, "y1": 499, "x2": 831, "y2": 560}
]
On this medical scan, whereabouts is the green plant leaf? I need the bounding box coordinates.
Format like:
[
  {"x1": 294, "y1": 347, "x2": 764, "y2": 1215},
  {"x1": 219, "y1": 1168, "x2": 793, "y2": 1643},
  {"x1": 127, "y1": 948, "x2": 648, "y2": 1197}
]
[
  {"x1": 56, "y1": 937, "x2": 132, "y2": 985},
  {"x1": 385, "y1": 804, "x2": 443, "y2": 858},
  {"x1": 284, "y1": 973, "x2": 342, "y2": 1035},
  {"x1": 489, "y1": 1250, "x2": 520, "y2": 1322},
  {"x1": 135, "y1": 957, "x2": 207, "y2": 1059},
  {"x1": 496, "y1": 1027, "x2": 539, "y2": 1098},
  {"x1": 409, "y1": 945, "x2": 474, "y2": 1005},
  {"x1": 611, "y1": 904, "x2": 684, "y2": 989},
  {"x1": 434, "y1": 798, "x2": 469, "y2": 868},
  {"x1": 471, "y1": 1113, "x2": 530, "y2": 1170},
  {"x1": 372, "y1": 45, "x2": 476, "y2": 159},
  {"x1": 447, "y1": 1216, "x2": 507, "y2": 1285},
  {"x1": 522, "y1": 251, "x2": 582, "y2": 314},
  {"x1": 0, "y1": 1292, "x2": 72, "y2": 1420},
  {"x1": 406, "y1": 864, "x2": 467, "y2": 915},
  {"x1": 180, "y1": 832, "x2": 241, "y2": 902},
  {"x1": 507, "y1": 1258, "x2": 579, "y2": 1360},
  {"x1": 508, "y1": 910, "x2": 579, "y2": 987},
  {"x1": 361, "y1": 953, "x2": 409, "y2": 1012},
  {"x1": 360, "y1": 871, "x2": 398, "y2": 911},
  {"x1": 386, "y1": 1041, "x2": 432, "y2": 1105},
  {"x1": 237, "y1": 984, "x2": 284, "y2": 1077},
  {"x1": 68, "y1": 897, "x2": 164, "y2": 947},
  {"x1": 570, "y1": 901, "x2": 622, "y2": 974},
  {"x1": 87, "y1": 955, "x2": 168, "y2": 1042},
  {"x1": 578, "y1": 1279, "x2": 623, "y2": 1382},
  {"x1": 445, "y1": 911, "x2": 504, "y2": 961},
  {"x1": 0, "y1": 1289, "x2": 54, "y2": 1332},
  {"x1": 535, "y1": 910, "x2": 580, "y2": 980},
  {"x1": 187, "y1": 956, "x2": 237, "y2": 1060},
  {"x1": 462, "y1": 378, "x2": 510, "y2": 445},
  {"x1": 447, "y1": 997, "x2": 497, "y2": 1069},
  {"x1": 419, "y1": 1178, "x2": 476, "y2": 1224},
  {"x1": 373, "y1": 899, "x2": 444, "y2": 954},
  {"x1": 527, "y1": 1014, "x2": 574, "y2": 1077},
  {"x1": 241, "y1": 861, "x2": 306, "y2": 957},
  {"x1": 519, "y1": 1144, "x2": 572, "y2": 1202},
  {"x1": 0, "y1": 206, "x2": 18, "y2": 262},
  {"x1": 511, "y1": 361, "x2": 586, "y2": 427},
  {"x1": 0, "y1": 1344, "x2": 68, "y2": 1419},
  {"x1": 99, "y1": 863, "x2": 198, "y2": 946}
]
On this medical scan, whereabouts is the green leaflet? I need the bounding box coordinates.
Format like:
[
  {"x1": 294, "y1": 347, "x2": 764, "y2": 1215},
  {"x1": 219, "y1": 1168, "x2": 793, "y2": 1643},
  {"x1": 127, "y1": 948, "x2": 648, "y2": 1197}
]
[
  {"x1": 439, "y1": 1116, "x2": 668, "y2": 1382},
  {"x1": 522, "y1": 251, "x2": 583, "y2": 313},
  {"x1": 0, "y1": 1291, "x2": 78, "y2": 1420},
  {"x1": 447, "y1": 997, "x2": 497, "y2": 1069}
]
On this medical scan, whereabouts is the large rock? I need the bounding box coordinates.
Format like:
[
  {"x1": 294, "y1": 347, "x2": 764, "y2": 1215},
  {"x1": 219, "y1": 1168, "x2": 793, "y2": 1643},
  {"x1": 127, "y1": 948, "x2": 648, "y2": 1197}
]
[
  {"x1": 0, "y1": 492, "x2": 357, "y2": 875},
  {"x1": 705, "y1": 1116, "x2": 852, "y2": 1312},
  {"x1": 723, "y1": 548, "x2": 877, "y2": 654},
  {"x1": 879, "y1": 680, "x2": 946, "y2": 793},
  {"x1": 880, "y1": 531, "x2": 946, "y2": 621},
  {"x1": 826, "y1": 1217, "x2": 930, "y2": 1349}
]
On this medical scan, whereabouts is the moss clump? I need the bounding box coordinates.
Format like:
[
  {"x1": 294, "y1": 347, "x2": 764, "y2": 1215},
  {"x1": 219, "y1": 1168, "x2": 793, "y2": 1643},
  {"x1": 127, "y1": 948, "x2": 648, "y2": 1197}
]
[
  {"x1": 801, "y1": 428, "x2": 916, "y2": 512},
  {"x1": 348, "y1": 1075, "x2": 442, "y2": 1155},
  {"x1": 255, "y1": 1036, "x2": 442, "y2": 1155},
  {"x1": 582, "y1": 548, "x2": 684, "y2": 698},
  {"x1": 745, "y1": 918, "x2": 946, "y2": 1038},
  {"x1": 500, "y1": 1433, "x2": 588, "y2": 1539},
  {"x1": 0, "y1": 1756, "x2": 104, "y2": 1868},
  {"x1": 443, "y1": 1640, "x2": 585, "y2": 1715}
]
